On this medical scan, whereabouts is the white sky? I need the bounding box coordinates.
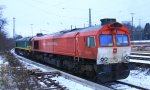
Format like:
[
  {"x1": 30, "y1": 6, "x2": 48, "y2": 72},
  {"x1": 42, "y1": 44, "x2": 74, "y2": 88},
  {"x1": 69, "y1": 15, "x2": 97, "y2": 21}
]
[{"x1": 1, "y1": 0, "x2": 150, "y2": 37}]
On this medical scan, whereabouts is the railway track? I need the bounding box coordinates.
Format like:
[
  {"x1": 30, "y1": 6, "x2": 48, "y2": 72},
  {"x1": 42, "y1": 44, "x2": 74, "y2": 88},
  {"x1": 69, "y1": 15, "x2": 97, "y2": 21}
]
[
  {"x1": 129, "y1": 52, "x2": 150, "y2": 67},
  {"x1": 104, "y1": 80, "x2": 149, "y2": 90},
  {"x1": 114, "y1": 81, "x2": 149, "y2": 90},
  {"x1": 130, "y1": 52, "x2": 150, "y2": 60},
  {"x1": 11, "y1": 50, "x2": 112, "y2": 90},
  {"x1": 31, "y1": 70, "x2": 66, "y2": 90},
  {"x1": 13, "y1": 67, "x2": 66, "y2": 90}
]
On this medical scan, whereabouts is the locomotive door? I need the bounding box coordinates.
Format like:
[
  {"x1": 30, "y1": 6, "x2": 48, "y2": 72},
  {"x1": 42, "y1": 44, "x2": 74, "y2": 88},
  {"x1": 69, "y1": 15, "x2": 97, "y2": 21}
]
[{"x1": 75, "y1": 33, "x2": 80, "y2": 58}]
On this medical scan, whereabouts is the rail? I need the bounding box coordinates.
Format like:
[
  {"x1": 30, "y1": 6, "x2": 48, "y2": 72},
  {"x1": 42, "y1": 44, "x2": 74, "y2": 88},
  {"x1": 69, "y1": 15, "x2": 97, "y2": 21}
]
[{"x1": 115, "y1": 81, "x2": 149, "y2": 90}]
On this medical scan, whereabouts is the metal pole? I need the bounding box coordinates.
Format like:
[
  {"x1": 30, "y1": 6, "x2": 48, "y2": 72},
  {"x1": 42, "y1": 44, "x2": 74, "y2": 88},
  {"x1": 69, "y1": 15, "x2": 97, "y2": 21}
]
[
  {"x1": 139, "y1": 19, "x2": 141, "y2": 26},
  {"x1": 89, "y1": 8, "x2": 92, "y2": 27},
  {"x1": 13, "y1": 17, "x2": 15, "y2": 39},
  {"x1": 71, "y1": 25, "x2": 72, "y2": 30},
  {"x1": 131, "y1": 13, "x2": 134, "y2": 40},
  {"x1": 30, "y1": 24, "x2": 33, "y2": 36}
]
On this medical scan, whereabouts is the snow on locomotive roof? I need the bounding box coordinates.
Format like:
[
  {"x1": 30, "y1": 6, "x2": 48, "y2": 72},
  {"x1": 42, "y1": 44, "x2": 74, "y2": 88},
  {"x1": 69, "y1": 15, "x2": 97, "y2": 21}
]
[
  {"x1": 67, "y1": 25, "x2": 102, "y2": 33},
  {"x1": 35, "y1": 21, "x2": 124, "y2": 38},
  {"x1": 32, "y1": 25, "x2": 102, "y2": 39},
  {"x1": 16, "y1": 37, "x2": 32, "y2": 41},
  {"x1": 38, "y1": 25, "x2": 102, "y2": 38},
  {"x1": 131, "y1": 40, "x2": 150, "y2": 43}
]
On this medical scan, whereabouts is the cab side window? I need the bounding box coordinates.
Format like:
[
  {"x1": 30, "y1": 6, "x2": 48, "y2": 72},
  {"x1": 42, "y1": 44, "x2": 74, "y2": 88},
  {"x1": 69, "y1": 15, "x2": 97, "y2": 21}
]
[
  {"x1": 34, "y1": 40, "x2": 39, "y2": 49},
  {"x1": 86, "y1": 36, "x2": 96, "y2": 47}
]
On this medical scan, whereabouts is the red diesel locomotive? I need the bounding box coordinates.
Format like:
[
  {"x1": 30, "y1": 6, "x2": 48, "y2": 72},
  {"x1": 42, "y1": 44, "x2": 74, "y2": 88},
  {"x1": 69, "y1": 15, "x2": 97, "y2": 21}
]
[{"x1": 16, "y1": 18, "x2": 131, "y2": 82}]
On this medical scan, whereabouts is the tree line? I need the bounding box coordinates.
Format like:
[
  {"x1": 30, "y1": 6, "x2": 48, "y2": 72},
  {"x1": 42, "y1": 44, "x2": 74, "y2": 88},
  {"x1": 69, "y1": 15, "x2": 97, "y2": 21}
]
[
  {"x1": 0, "y1": 7, "x2": 15, "y2": 51},
  {"x1": 123, "y1": 22, "x2": 150, "y2": 41}
]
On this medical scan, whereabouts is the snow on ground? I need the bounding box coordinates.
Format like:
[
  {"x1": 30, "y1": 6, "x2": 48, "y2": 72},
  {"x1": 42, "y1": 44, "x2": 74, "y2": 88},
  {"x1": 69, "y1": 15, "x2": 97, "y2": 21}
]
[
  {"x1": 11, "y1": 51, "x2": 95, "y2": 90},
  {"x1": 52, "y1": 76, "x2": 93, "y2": 90},
  {"x1": 17, "y1": 56, "x2": 48, "y2": 72},
  {"x1": 111, "y1": 83, "x2": 138, "y2": 90},
  {"x1": 0, "y1": 55, "x2": 9, "y2": 65},
  {"x1": 120, "y1": 69, "x2": 150, "y2": 89},
  {"x1": 20, "y1": 60, "x2": 95, "y2": 90},
  {"x1": 110, "y1": 69, "x2": 150, "y2": 90},
  {"x1": 130, "y1": 59, "x2": 150, "y2": 64},
  {"x1": 0, "y1": 55, "x2": 4, "y2": 64},
  {"x1": 11, "y1": 51, "x2": 49, "y2": 72}
]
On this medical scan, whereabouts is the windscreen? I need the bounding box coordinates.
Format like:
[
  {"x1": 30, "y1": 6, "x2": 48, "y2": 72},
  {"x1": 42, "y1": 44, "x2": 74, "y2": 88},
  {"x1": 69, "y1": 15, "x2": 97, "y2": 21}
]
[
  {"x1": 116, "y1": 34, "x2": 129, "y2": 46},
  {"x1": 100, "y1": 35, "x2": 113, "y2": 46},
  {"x1": 100, "y1": 34, "x2": 129, "y2": 46}
]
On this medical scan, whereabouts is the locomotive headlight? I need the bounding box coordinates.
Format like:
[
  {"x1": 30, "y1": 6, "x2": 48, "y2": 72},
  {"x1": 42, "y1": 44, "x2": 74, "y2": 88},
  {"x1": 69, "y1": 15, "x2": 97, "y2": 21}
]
[
  {"x1": 124, "y1": 55, "x2": 130, "y2": 62},
  {"x1": 100, "y1": 57, "x2": 108, "y2": 64},
  {"x1": 104, "y1": 57, "x2": 108, "y2": 61},
  {"x1": 100, "y1": 57, "x2": 105, "y2": 61}
]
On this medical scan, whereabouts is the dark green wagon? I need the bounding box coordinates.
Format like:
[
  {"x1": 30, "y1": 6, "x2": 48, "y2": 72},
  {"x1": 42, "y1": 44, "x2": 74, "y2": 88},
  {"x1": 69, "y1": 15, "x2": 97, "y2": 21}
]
[{"x1": 15, "y1": 37, "x2": 32, "y2": 51}]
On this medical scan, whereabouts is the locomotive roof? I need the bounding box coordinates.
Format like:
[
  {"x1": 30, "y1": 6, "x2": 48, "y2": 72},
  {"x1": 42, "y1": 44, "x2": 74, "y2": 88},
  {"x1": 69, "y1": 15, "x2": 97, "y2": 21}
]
[
  {"x1": 31, "y1": 25, "x2": 102, "y2": 39},
  {"x1": 63, "y1": 25, "x2": 102, "y2": 34},
  {"x1": 33, "y1": 22, "x2": 126, "y2": 39},
  {"x1": 16, "y1": 37, "x2": 32, "y2": 41},
  {"x1": 38, "y1": 25, "x2": 103, "y2": 38}
]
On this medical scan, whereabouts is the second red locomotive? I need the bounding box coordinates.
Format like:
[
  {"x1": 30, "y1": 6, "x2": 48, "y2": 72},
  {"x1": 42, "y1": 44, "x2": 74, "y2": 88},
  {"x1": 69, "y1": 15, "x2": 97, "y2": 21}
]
[{"x1": 15, "y1": 18, "x2": 131, "y2": 82}]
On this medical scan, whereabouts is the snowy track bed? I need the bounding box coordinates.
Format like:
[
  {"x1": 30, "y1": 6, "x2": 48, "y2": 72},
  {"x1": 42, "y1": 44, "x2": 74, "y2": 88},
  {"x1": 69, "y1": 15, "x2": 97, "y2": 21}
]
[
  {"x1": 130, "y1": 52, "x2": 150, "y2": 65},
  {"x1": 105, "y1": 69, "x2": 150, "y2": 90},
  {"x1": 119, "y1": 69, "x2": 150, "y2": 89},
  {"x1": 9, "y1": 50, "x2": 150, "y2": 90},
  {"x1": 129, "y1": 51, "x2": 150, "y2": 73},
  {"x1": 11, "y1": 50, "x2": 111, "y2": 90},
  {"x1": 112, "y1": 81, "x2": 148, "y2": 90}
]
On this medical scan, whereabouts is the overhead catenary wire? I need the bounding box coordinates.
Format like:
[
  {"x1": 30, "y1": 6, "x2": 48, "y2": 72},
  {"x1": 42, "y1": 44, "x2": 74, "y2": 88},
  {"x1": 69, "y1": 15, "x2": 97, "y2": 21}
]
[
  {"x1": 19, "y1": 0, "x2": 122, "y2": 29},
  {"x1": 19, "y1": 0, "x2": 88, "y2": 21},
  {"x1": 17, "y1": 0, "x2": 91, "y2": 32}
]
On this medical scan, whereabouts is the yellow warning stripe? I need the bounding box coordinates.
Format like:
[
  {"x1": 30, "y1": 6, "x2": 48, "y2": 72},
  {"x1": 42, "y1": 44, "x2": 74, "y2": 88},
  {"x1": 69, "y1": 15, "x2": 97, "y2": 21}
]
[{"x1": 15, "y1": 47, "x2": 31, "y2": 51}]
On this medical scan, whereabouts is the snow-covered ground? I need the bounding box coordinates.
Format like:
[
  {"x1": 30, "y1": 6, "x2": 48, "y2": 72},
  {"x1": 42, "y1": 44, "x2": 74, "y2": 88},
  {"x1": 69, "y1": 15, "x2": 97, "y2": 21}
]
[
  {"x1": 0, "y1": 55, "x2": 8, "y2": 65},
  {"x1": 111, "y1": 69, "x2": 150, "y2": 90},
  {"x1": 110, "y1": 69, "x2": 150, "y2": 90},
  {"x1": 120, "y1": 69, "x2": 150, "y2": 89},
  {"x1": 2, "y1": 51, "x2": 150, "y2": 90},
  {"x1": 52, "y1": 77, "x2": 93, "y2": 90},
  {"x1": 130, "y1": 59, "x2": 150, "y2": 64},
  {"x1": 0, "y1": 55, "x2": 4, "y2": 64}
]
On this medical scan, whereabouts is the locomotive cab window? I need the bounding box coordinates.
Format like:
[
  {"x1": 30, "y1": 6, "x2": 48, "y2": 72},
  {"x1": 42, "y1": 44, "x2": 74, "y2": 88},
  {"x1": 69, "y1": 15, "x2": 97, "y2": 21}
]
[
  {"x1": 100, "y1": 35, "x2": 113, "y2": 46},
  {"x1": 86, "y1": 36, "x2": 96, "y2": 47},
  {"x1": 116, "y1": 34, "x2": 129, "y2": 46},
  {"x1": 34, "y1": 40, "x2": 39, "y2": 49}
]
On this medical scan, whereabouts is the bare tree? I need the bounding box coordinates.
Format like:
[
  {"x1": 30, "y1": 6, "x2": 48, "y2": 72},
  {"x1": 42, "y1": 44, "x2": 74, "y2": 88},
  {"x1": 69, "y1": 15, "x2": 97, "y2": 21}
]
[
  {"x1": 0, "y1": 6, "x2": 14, "y2": 51},
  {"x1": 0, "y1": 7, "x2": 7, "y2": 32}
]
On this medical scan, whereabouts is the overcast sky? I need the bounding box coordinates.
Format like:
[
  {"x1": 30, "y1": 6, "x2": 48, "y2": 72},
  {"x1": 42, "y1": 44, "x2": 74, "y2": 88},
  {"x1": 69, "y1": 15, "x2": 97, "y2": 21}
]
[{"x1": 1, "y1": 0, "x2": 150, "y2": 37}]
